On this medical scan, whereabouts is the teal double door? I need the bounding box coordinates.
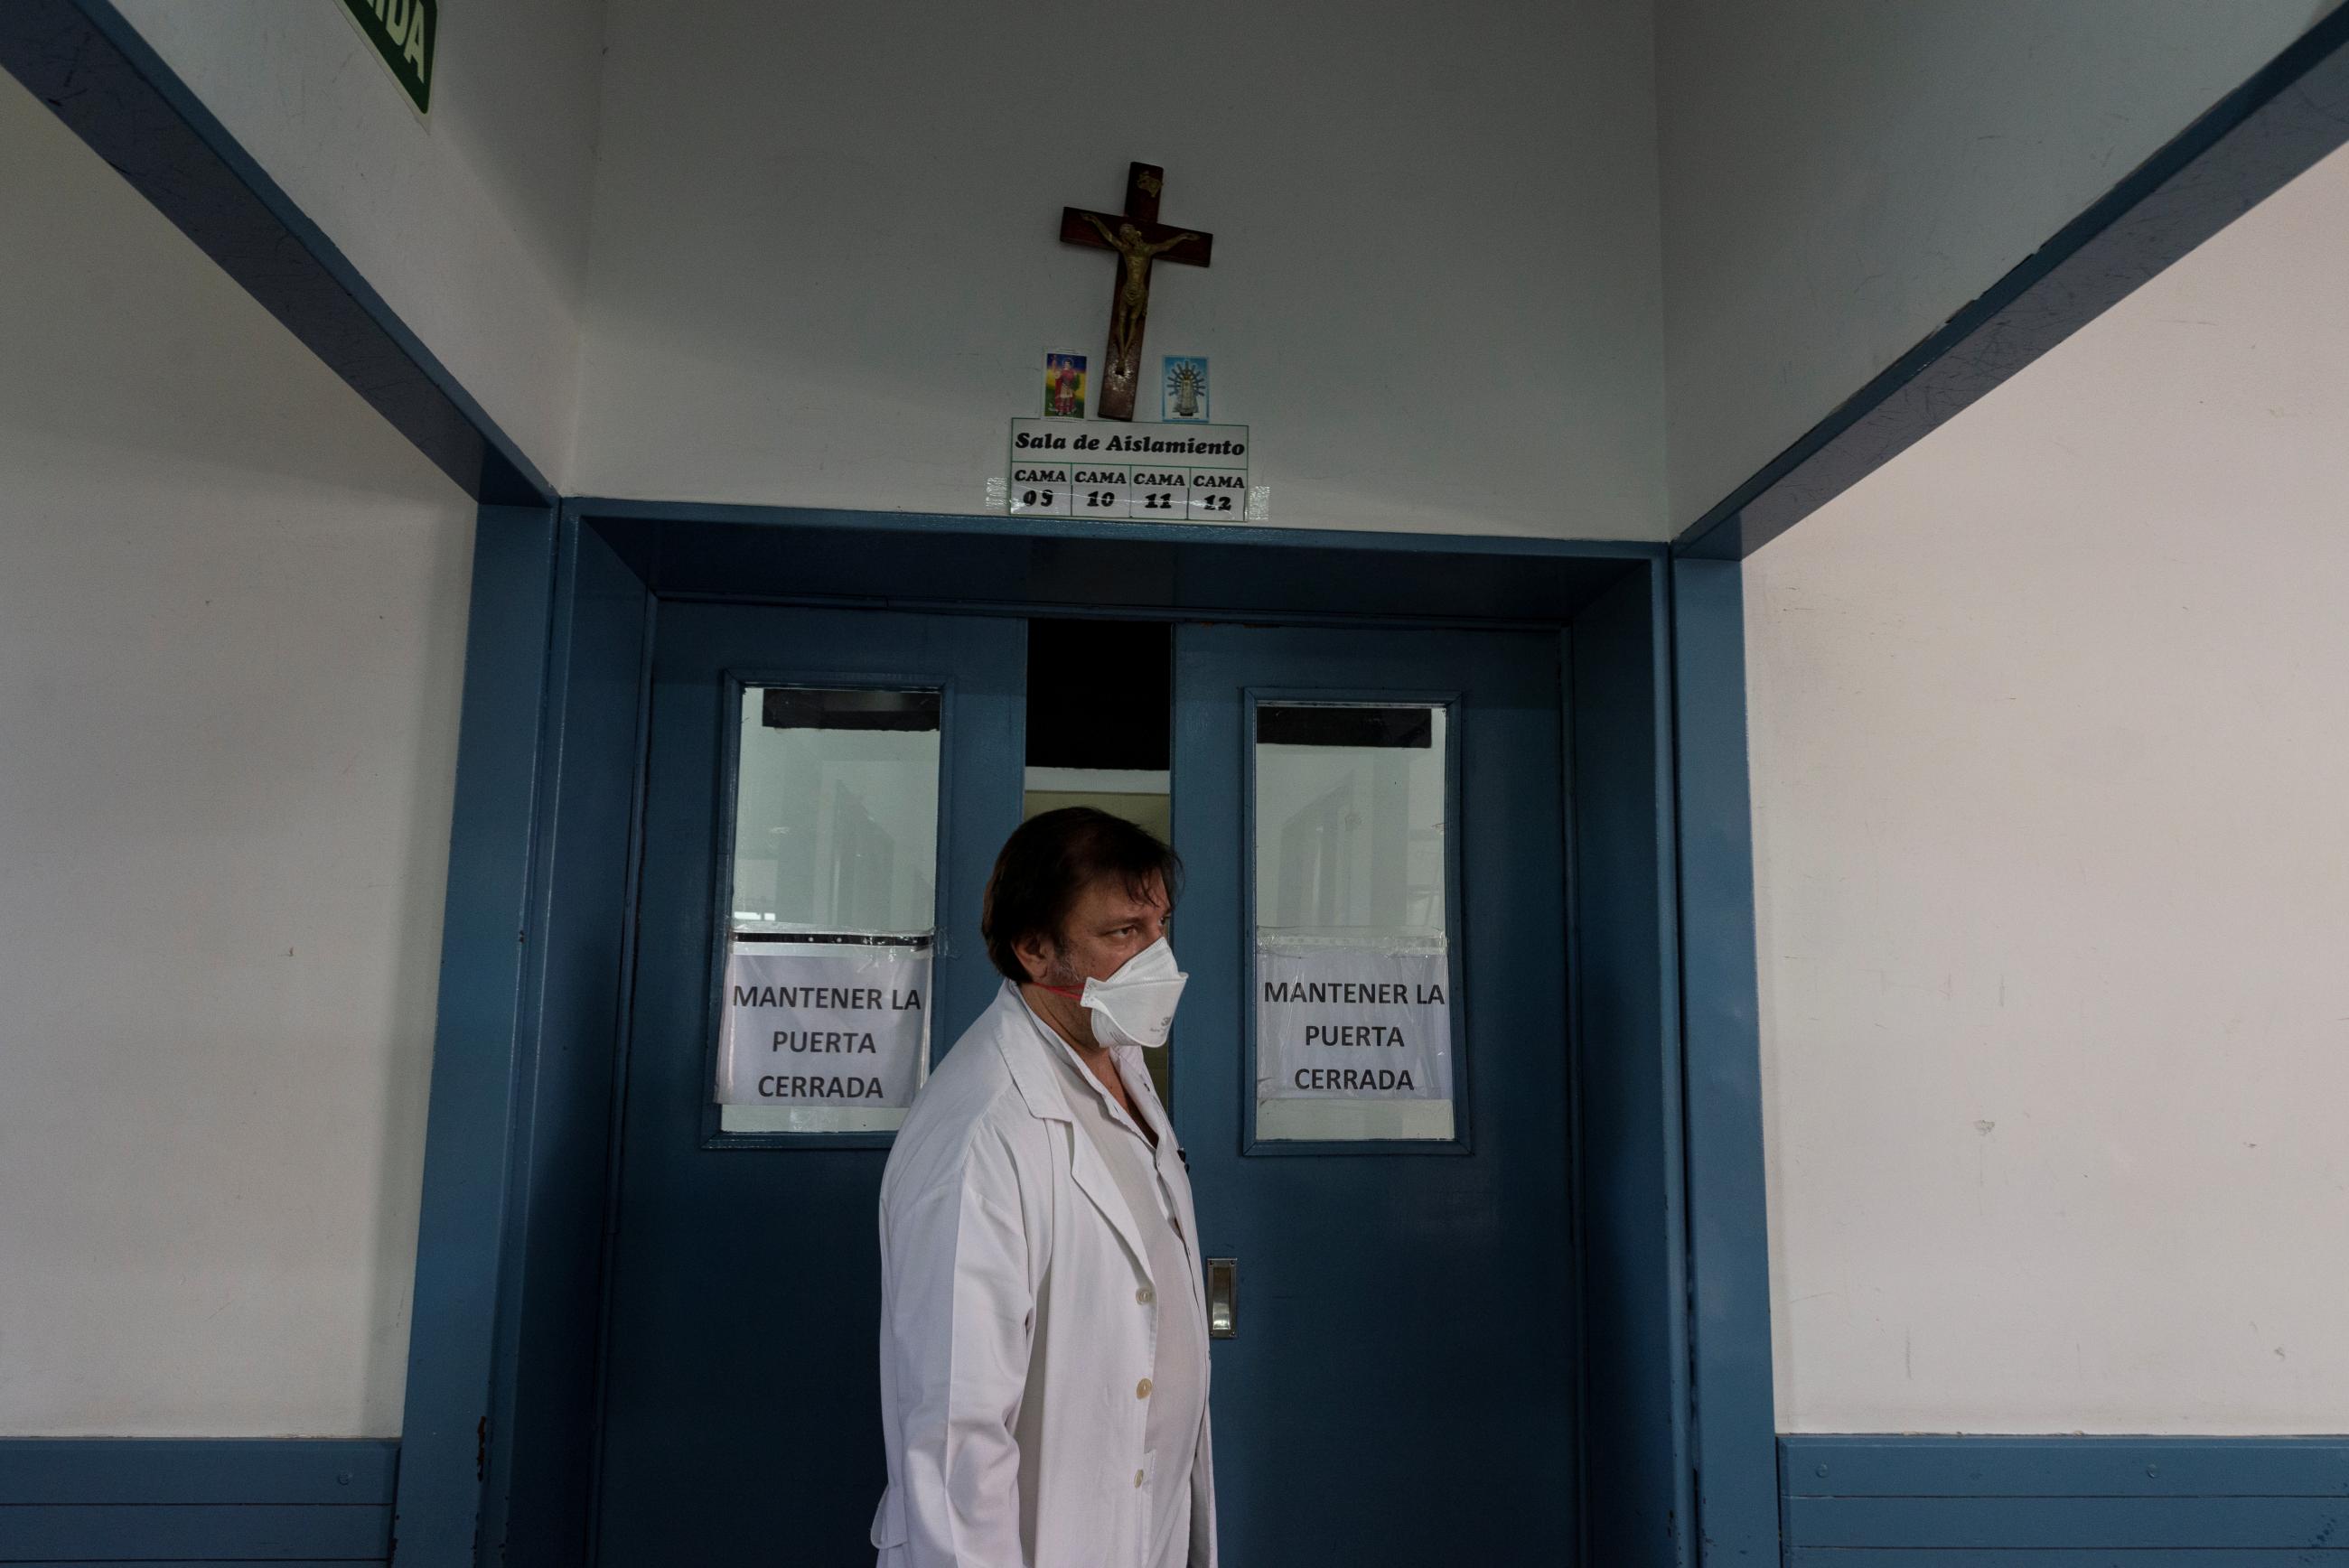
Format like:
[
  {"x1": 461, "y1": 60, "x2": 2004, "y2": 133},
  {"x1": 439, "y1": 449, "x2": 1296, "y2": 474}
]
[{"x1": 593, "y1": 602, "x2": 1577, "y2": 1564}]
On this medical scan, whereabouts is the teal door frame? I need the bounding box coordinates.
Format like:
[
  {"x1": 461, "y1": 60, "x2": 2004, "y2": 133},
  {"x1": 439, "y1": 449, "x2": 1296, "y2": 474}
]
[{"x1": 392, "y1": 500, "x2": 1773, "y2": 1567}]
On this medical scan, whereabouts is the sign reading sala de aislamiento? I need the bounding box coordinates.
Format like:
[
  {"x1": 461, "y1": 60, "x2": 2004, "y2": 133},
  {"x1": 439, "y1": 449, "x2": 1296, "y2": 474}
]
[
  {"x1": 1009, "y1": 418, "x2": 1249, "y2": 523},
  {"x1": 338, "y1": 0, "x2": 436, "y2": 115}
]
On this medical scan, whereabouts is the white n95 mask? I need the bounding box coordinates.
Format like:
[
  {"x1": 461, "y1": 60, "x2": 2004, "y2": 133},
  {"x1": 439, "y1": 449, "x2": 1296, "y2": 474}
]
[{"x1": 1073, "y1": 936, "x2": 1187, "y2": 1050}]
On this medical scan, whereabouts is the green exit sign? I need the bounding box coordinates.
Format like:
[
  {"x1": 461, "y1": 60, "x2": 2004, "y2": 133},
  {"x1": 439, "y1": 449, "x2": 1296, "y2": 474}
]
[{"x1": 338, "y1": 0, "x2": 435, "y2": 115}]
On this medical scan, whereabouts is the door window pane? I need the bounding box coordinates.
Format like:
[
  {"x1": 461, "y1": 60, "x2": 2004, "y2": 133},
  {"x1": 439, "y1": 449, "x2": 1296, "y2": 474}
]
[
  {"x1": 1253, "y1": 702, "x2": 1455, "y2": 1143},
  {"x1": 719, "y1": 686, "x2": 941, "y2": 1134}
]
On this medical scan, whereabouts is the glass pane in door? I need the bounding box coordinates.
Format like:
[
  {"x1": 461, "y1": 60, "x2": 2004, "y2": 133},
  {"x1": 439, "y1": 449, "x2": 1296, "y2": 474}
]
[
  {"x1": 719, "y1": 685, "x2": 941, "y2": 1134},
  {"x1": 1252, "y1": 701, "x2": 1456, "y2": 1143}
]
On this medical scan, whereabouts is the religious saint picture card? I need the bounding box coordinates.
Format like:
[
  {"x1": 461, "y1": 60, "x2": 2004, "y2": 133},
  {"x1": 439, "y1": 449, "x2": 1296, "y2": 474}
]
[
  {"x1": 1163, "y1": 355, "x2": 1210, "y2": 422},
  {"x1": 1043, "y1": 353, "x2": 1088, "y2": 418}
]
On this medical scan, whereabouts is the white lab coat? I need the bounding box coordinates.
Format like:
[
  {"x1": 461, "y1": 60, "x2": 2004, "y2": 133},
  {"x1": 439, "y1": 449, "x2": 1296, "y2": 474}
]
[{"x1": 871, "y1": 981, "x2": 1218, "y2": 1568}]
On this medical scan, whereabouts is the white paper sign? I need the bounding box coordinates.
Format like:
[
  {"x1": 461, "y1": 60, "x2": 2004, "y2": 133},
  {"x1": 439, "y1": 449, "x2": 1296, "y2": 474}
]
[
  {"x1": 716, "y1": 942, "x2": 931, "y2": 1107},
  {"x1": 1007, "y1": 418, "x2": 1249, "y2": 521},
  {"x1": 1255, "y1": 942, "x2": 1453, "y2": 1101}
]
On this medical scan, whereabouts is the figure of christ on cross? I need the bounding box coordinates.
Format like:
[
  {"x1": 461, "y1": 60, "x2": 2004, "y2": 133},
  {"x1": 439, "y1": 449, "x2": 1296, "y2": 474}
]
[{"x1": 1061, "y1": 163, "x2": 1212, "y2": 420}]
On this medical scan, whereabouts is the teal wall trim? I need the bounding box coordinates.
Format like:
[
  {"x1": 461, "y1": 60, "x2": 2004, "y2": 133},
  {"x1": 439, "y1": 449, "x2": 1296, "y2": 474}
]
[
  {"x1": 572, "y1": 499, "x2": 1648, "y2": 626},
  {"x1": 393, "y1": 512, "x2": 655, "y2": 1568},
  {"x1": 0, "y1": 1437, "x2": 397, "y2": 1563},
  {"x1": 0, "y1": 1, "x2": 555, "y2": 505},
  {"x1": 1670, "y1": 561, "x2": 1778, "y2": 1563},
  {"x1": 1573, "y1": 564, "x2": 1696, "y2": 1567},
  {"x1": 392, "y1": 507, "x2": 563, "y2": 1568},
  {"x1": 1782, "y1": 1435, "x2": 2349, "y2": 1563},
  {"x1": 480, "y1": 524, "x2": 655, "y2": 1568},
  {"x1": 1674, "y1": 6, "x2": 2349, "y2": 559}
]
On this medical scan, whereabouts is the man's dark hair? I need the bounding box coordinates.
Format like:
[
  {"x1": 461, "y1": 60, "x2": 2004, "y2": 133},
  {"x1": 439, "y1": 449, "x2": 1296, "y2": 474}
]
[{"x1": 983, "y1": 807, "x2": 1183, "y2": 983}]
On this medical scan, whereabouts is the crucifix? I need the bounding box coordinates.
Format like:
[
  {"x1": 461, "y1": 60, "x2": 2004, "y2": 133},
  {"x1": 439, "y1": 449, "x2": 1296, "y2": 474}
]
[{"x1": 1061, "y1": 163, "x2": 1213, "y2": 420}]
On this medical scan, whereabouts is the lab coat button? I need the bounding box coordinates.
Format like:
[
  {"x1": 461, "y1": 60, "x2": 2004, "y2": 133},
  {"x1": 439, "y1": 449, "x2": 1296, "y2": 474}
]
[
  {"x1": 1134, "y1": 1469, "x2": 1146, "y2": 1488},
  {"x1": 1137, "y1": 1377, "x2": 1154, "y2": 1399},
  {"x1": 1136, "y1": 1286, "x2": 1154, "y2": 1306}
]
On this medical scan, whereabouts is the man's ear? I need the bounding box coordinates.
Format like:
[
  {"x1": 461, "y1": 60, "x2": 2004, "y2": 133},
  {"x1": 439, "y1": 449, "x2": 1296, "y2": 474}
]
[{"x1": 1013, "y1": 930, "x2": 1055, "y2": 985}]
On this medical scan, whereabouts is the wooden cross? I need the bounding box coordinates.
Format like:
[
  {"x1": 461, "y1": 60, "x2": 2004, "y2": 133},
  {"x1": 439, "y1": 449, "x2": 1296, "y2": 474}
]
[{"x1": 1061, "y1": 163, "x2": 1213, "y2": 421}]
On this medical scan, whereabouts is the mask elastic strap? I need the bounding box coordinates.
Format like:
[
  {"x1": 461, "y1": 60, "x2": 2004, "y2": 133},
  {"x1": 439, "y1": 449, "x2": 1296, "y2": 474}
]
[{"x1": 1037, "y1": 982, "x2": 1086, "y2": 1001}]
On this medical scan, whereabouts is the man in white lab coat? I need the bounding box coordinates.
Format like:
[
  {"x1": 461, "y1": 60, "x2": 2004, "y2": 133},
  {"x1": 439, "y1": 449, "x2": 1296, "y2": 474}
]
[{"x1": 871, "y1": 807, "x2": 1216, "y2": 1568}]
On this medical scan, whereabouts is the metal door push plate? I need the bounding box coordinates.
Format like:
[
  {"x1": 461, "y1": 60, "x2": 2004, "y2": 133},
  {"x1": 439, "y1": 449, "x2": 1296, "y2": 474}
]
[{"x1": 1206, "y1": 1257, "x2": 1238, "y2": 1339}]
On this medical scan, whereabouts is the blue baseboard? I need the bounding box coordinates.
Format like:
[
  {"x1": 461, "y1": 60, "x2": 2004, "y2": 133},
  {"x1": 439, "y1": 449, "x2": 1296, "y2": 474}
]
[
  {"x1": 1782, "y1": 1434, "x2": 2349, "y2": 1563},
  {"x1": 0, "y1": 1438, "x2": 397, "y2": 1563}
]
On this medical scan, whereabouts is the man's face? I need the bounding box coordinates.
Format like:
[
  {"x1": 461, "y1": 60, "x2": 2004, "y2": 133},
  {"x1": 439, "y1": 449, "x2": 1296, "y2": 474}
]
[{"x1": 1020, "y1": 872, "x2": 1169, "y2": 987}]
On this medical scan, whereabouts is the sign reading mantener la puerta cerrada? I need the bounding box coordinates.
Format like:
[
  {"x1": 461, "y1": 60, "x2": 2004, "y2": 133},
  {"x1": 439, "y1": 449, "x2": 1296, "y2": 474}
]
[
  {"x1": 717, "y1": 944, "x2": 931, "y2": 1107},
  {"x1": 1257, "y1": 943, "x2": 1455, "y2": 1101},
  {"x1": 1009, "y1": 418, "x2": 1249, "y2": 522}
]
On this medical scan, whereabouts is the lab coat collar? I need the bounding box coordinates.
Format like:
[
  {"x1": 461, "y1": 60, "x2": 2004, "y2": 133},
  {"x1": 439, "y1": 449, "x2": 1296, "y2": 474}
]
[
  {"x1": 993, "y1": 980, "x2": 1080, "y2": 1124},
  {"x1": 993, "y1": 981, "x2": 1154, "y2": 1278}
]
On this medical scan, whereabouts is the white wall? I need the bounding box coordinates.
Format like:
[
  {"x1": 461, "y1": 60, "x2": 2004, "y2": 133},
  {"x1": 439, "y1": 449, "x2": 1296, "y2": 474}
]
[
  {"x1": 112, "y1": 0, "x2": 609, "y2": 485},
  {"x1": 1659, "y1": 0, "x2": 2334, "y2": 533},
  {"x1": 569, "y1": 0, "x2": 1667, "y2": 540},
  {"x1": 1747, "y1": 139, "x2": 2349, "y2": 1435},
  {"x1": 0, "y1": 76, "x2": 471, "y2": 1436}
]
